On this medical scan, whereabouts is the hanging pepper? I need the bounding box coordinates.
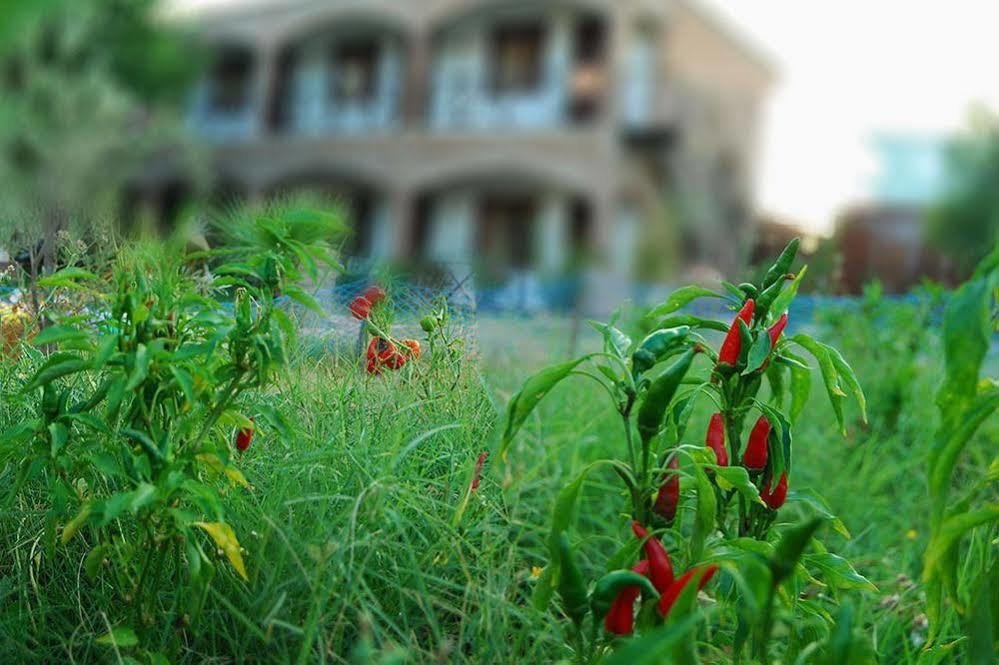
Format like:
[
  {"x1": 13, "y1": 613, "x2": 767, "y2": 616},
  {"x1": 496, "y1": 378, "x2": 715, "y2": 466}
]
[
  {"x1": 716, "y1": 299, "x2": 755, "y2": 368},
  {"x1": 743, "y1": 416, "x2": 770, "y2": 471},
  {"x1": 760, "y1": 472, "x2": 788, "y2": 509},
  {"x1": 235, "y1": 418, "x2": 254, "y2": 452},
  {"x1": 705, "y1": 413, "x2": 728, "y2": 466},
  {"x1": 631, "y1": 522, "x2": 674, "y2": 593},
  {"x1": 363, "y1": 285, "x2": 386, "y2": 305},
  {"x1": 653, "y1": 455, "x2": 680, "y2": 522},
  {"x1": 657, "y1": 564, "x2": 720, "y2": 619},
  {"x1": 637, "y1": 347, "x2": 698, "y2": 442},
  {"x1": 601, "y1": 561, "x2": 653, "y2": 635},
  {"x1": 631, "y1": 326, "x2": 690, "y2": 377},
  {"x1": 349, "y1": 296, "x2": 372, "y2": 320},
  {"x1": 556, "y1": 533, "x2": 590, "y2": 626}
]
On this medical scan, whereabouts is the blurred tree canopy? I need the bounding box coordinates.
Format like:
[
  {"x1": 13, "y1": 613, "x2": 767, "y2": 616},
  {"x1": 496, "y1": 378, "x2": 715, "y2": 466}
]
[
  {"x1": 0, "y1": 0, "x2": 206, "y2": 272},
  {"x1": 927, "y1": 108, "x2": 999, "y2": 275}
]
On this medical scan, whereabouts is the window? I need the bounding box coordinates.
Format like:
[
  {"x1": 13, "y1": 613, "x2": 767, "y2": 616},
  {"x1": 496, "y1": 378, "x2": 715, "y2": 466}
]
[
  {"x1": 332, "y1": 39, "x2": 380, "y2": 104},
  {"x1": 208, "y1": 48, "x2": 253, "y2": 113},
  {"x1": 491, "y1": 22, "x2": 546, "y2": 94}
]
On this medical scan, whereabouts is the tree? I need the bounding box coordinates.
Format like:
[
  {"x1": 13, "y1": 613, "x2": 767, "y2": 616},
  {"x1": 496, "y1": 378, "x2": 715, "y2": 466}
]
[
  {"x1": 0, "y1": 0, "x2": 204, "y2": 277},
  {"x1": 927, "y1": 107, "x2": 999, "y2": 275}
]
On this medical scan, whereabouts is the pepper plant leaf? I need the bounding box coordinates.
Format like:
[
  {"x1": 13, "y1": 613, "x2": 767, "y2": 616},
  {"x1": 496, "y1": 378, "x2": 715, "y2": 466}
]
[
  {"x1": 194, "y1": 521, "x2": 249, "y2": 581},
  {"x1": 648, "y1": 285, "x2": 724, "y2": 318}
]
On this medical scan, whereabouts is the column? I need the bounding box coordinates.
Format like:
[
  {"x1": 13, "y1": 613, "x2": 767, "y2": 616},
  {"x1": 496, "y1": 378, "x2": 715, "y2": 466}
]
[{"x1": 537, "y1": 192, "x2": 568, "y2": 274}]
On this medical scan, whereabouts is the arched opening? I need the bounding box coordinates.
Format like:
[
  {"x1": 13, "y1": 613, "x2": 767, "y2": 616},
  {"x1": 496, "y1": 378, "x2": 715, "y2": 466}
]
[
  {"x1": 428, "y1": 1, "x2": 609, "y2": 130},
  {"x1": 266, "y1": 17, "x2": 408, "y2": 136}
]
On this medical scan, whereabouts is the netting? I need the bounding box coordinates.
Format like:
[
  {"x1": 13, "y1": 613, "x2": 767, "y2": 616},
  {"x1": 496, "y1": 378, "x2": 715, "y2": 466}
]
[{"x1": 284, "y1": 261, "x2": 479, "y2": 356}]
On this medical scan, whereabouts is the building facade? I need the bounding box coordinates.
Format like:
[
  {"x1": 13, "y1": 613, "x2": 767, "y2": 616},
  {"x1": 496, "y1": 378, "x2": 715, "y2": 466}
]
[{"x1": 157, "y1": 0, "x2": 772, "y2": 290}]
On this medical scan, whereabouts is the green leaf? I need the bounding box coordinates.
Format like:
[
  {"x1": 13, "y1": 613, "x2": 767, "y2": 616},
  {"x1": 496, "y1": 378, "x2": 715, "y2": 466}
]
[
  {"x1": 97, "y1": 484, "x2": 158, "y2": 526},
  {"x1": 30, "y1": 325, "x2": 90, "y2": 348},
  {"x1": 499, "y1": 356, "x2": 590, "y2": 459},
  {"x1": 124, "y1": 344, "x2": 149, "y2": 391},
  {"x1": 924, "y1": 504, "x2": 999, "y2": 580},
  {"x1": 788, "y1": 357, "x2": 812, "y2": 424},
  {"x1": 604, "y1": 611, "x2": 708, "y2": 665},
  {"x1": 23, "y1": 356, "x2": 90, "y2": 392},
  {"x1": 589, "y1": 320, "x2": 631, "y2": 358},
  {"x1": 95, "y1": 626, "x2": 139, "y2": 648},
  {"x1": 713, "y1": 465, "x2": 763, "y2": 506},
  {"x1": 827, "y1": 347, "x2": 867, "y2": 424},
  {"x1": 936, "y1": 275, "x2": 991, "y2": 429},
  {"x1": 789, "y1": 489, "x2": 851, "y2": 539},
  {"x1": 743, "y1": 332, "x2": 774, "y2": 375},
  {"x1": 48, "y1": 422, "x2": 68, "y2": 457},
  {"x1": 770, "y1": 517, "x2": 824, "y2": 584},
  {"x1": 689, "y1": 461, "x2": 717, "y2": 563},
  {"x1": 38, "y1": 267, "x2": 98, "y2": 289},
  {"x1": 803, "y1": 552, "x2": 876, "y2": 592},
  {"x1": 655, "y1": 315, "x2": 729, "y2": 333},
  {"x1": 791, "y1": 335, "x2": 846, "y2": 434},
  {"x1": 282, "y1": 284, "x2": 326, "y2": 317},
  {"x1": 169, "y1": 366, "x2": 195, "y2": 405},
  {"x1": 770, "y1": 264, "x2": 808, "y2": 318},
  {"x1": 648, "y1": 286, "x2": 724, "y2": 318},
  {"x1": 84, "y1": 543, "x2": 111, "y2": 580}
]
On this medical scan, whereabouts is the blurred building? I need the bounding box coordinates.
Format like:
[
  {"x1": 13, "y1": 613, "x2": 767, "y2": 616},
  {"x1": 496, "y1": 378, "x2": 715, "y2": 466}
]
[
  {"x1": 148, "y1": 0, "x2": 772, "y2": 293},
  {"x1": 835, "y1": 135, "x2": 955, "y2": 293}
]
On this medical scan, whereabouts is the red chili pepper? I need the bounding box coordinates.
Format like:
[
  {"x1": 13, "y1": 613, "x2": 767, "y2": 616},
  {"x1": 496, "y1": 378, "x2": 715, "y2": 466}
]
[
  {"x1": 657, "y1": 564, "x2": 719, "y2": 618},
  {"x1": 760, "y1": 472, "x2": 788, "y2": 509},
  {"x1": 605, "y1": 560, "x2": 650, "y2": 636},
  {"x1": 743, "y1": 416, "x2": 770, "y2": 471},
  {"x1": 717, "y1": 299, "x2": 755, "y2": 367},
  {"x1": 235, "y1": 418, "x2": 254, "y2": 452},
  {"x1": 363, "y1": 285, "x2": 386, "y2": 305},
  {"x1": 385, "y1": 350, "x2": 406, "y2": 370},
  {"x1": 401, "y1": 339, "x2": 421, "y2": 359},
  {"x1": 631, "y1": 522, "x2": 674, "y2": 593},
  {"x1": 705, "y1": 413, "x2": 728, "y2": 466},
  {"x1": 349, "y1": 296, "x2": 372, "y2": 320},
  {"x1": 471, "y1": 451, "x2": 488, "y2": 491},
  {"x1": 653, "y1": 455, "x2": 680, "y2": 522},
  {"x1": 760, "y1": 313, "x2": 789, "y2": 371}
]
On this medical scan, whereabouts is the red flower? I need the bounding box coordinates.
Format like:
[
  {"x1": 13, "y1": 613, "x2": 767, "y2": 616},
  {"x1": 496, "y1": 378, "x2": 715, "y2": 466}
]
[
  {"x1": 760, "y1": 472, "x2": 788, "y2": 509},
  {"x1": 705, "y1": 413, "x2": 728, "y2": 466},
  {"x1": 631, "y1": 522, "x2": 674, "y2": 593},
  {"x1": 605, "y1": 560, "x2": 650, "y2": 635},
  {"x1": 235, "y1": 418, "x2": 254, "y2": 452},
  {"x1": 657, "y1": 565, "x2": 719, "y2": 619},
  {"x1": 349, "y1": 296, "x2": 372, "y2": 320},
  {"x1": 363, "y1": 285, "x2": 386, "y2": 305},
  {"x1": 743, "y1": 416, "x2": 770, "y2": 471},
  {"x1": 717, "y1": 299, "x2": 755, "y2": 367}
]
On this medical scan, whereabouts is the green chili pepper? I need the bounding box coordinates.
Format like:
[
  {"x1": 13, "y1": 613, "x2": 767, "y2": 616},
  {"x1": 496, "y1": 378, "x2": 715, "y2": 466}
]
[
  {"x1": 420, "y1": 315, "x2": 436, "y2": 333},
  {"x1": 738, "y1": 282, "x2": 758, "y2": 300},
  {"x1": 632, "y1": 326, "x2": 690, "y2": 378},
  {"x1": 590, "y1": 570, "x2": 659, "y2": 620},
  {"x1": 637, "y1": 348, "x2": 697, "y2": 442},
  {"x1": 762, "y1": 238, "x2": 800, "y2": 290},
  {"x1": 556, "y1": 533, "x2": 589, "y2": 626},
  {"x1": 755, "y1": 277, "x2": 787, "y2": 322}
]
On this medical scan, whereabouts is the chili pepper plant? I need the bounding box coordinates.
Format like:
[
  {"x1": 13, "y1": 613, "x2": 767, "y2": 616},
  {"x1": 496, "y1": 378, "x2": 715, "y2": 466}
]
[
  {"x1": 0, "y1": 202, "x2": 340, "y2": 657},
  {"x1": 500, "y1": 239, "x2": 873, "y2": 661}
]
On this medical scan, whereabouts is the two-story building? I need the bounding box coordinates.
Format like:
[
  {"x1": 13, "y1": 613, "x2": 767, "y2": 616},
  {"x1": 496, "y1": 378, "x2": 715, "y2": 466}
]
[{"x1": 155, "y1": 0, "x2": 772, "y2": 293}]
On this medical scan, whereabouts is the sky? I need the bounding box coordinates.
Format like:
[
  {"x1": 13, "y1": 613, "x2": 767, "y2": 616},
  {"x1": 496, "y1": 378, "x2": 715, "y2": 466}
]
[
  {"x1": 700, "y1": 0, "x2": 999, "y2": 233},
  {"x1": 172, "y1": 0, "x2": 999, "y2": 235}
]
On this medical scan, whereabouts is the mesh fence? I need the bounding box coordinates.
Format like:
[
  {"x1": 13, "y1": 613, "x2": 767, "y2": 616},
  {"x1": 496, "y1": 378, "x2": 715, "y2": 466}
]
[{"x1": 285, "y1": 261, "x2": 479, "y2": 356}]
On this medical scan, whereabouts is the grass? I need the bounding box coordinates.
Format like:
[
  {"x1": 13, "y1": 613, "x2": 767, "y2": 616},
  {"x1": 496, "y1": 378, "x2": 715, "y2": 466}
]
[{"x1": 0, "y1": 304, "x2": 995, "y2": 663}]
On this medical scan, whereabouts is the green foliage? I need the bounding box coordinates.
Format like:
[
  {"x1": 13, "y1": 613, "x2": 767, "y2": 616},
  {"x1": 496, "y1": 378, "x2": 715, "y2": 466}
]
[{"x1": 499, "y1": 240, "x2": 872, "y2": 660}]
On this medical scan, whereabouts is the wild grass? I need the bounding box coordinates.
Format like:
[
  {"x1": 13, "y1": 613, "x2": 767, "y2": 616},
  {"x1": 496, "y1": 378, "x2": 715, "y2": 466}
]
[{"x1": 0, "y1": 304, "x2": 995, "y2": 663}]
